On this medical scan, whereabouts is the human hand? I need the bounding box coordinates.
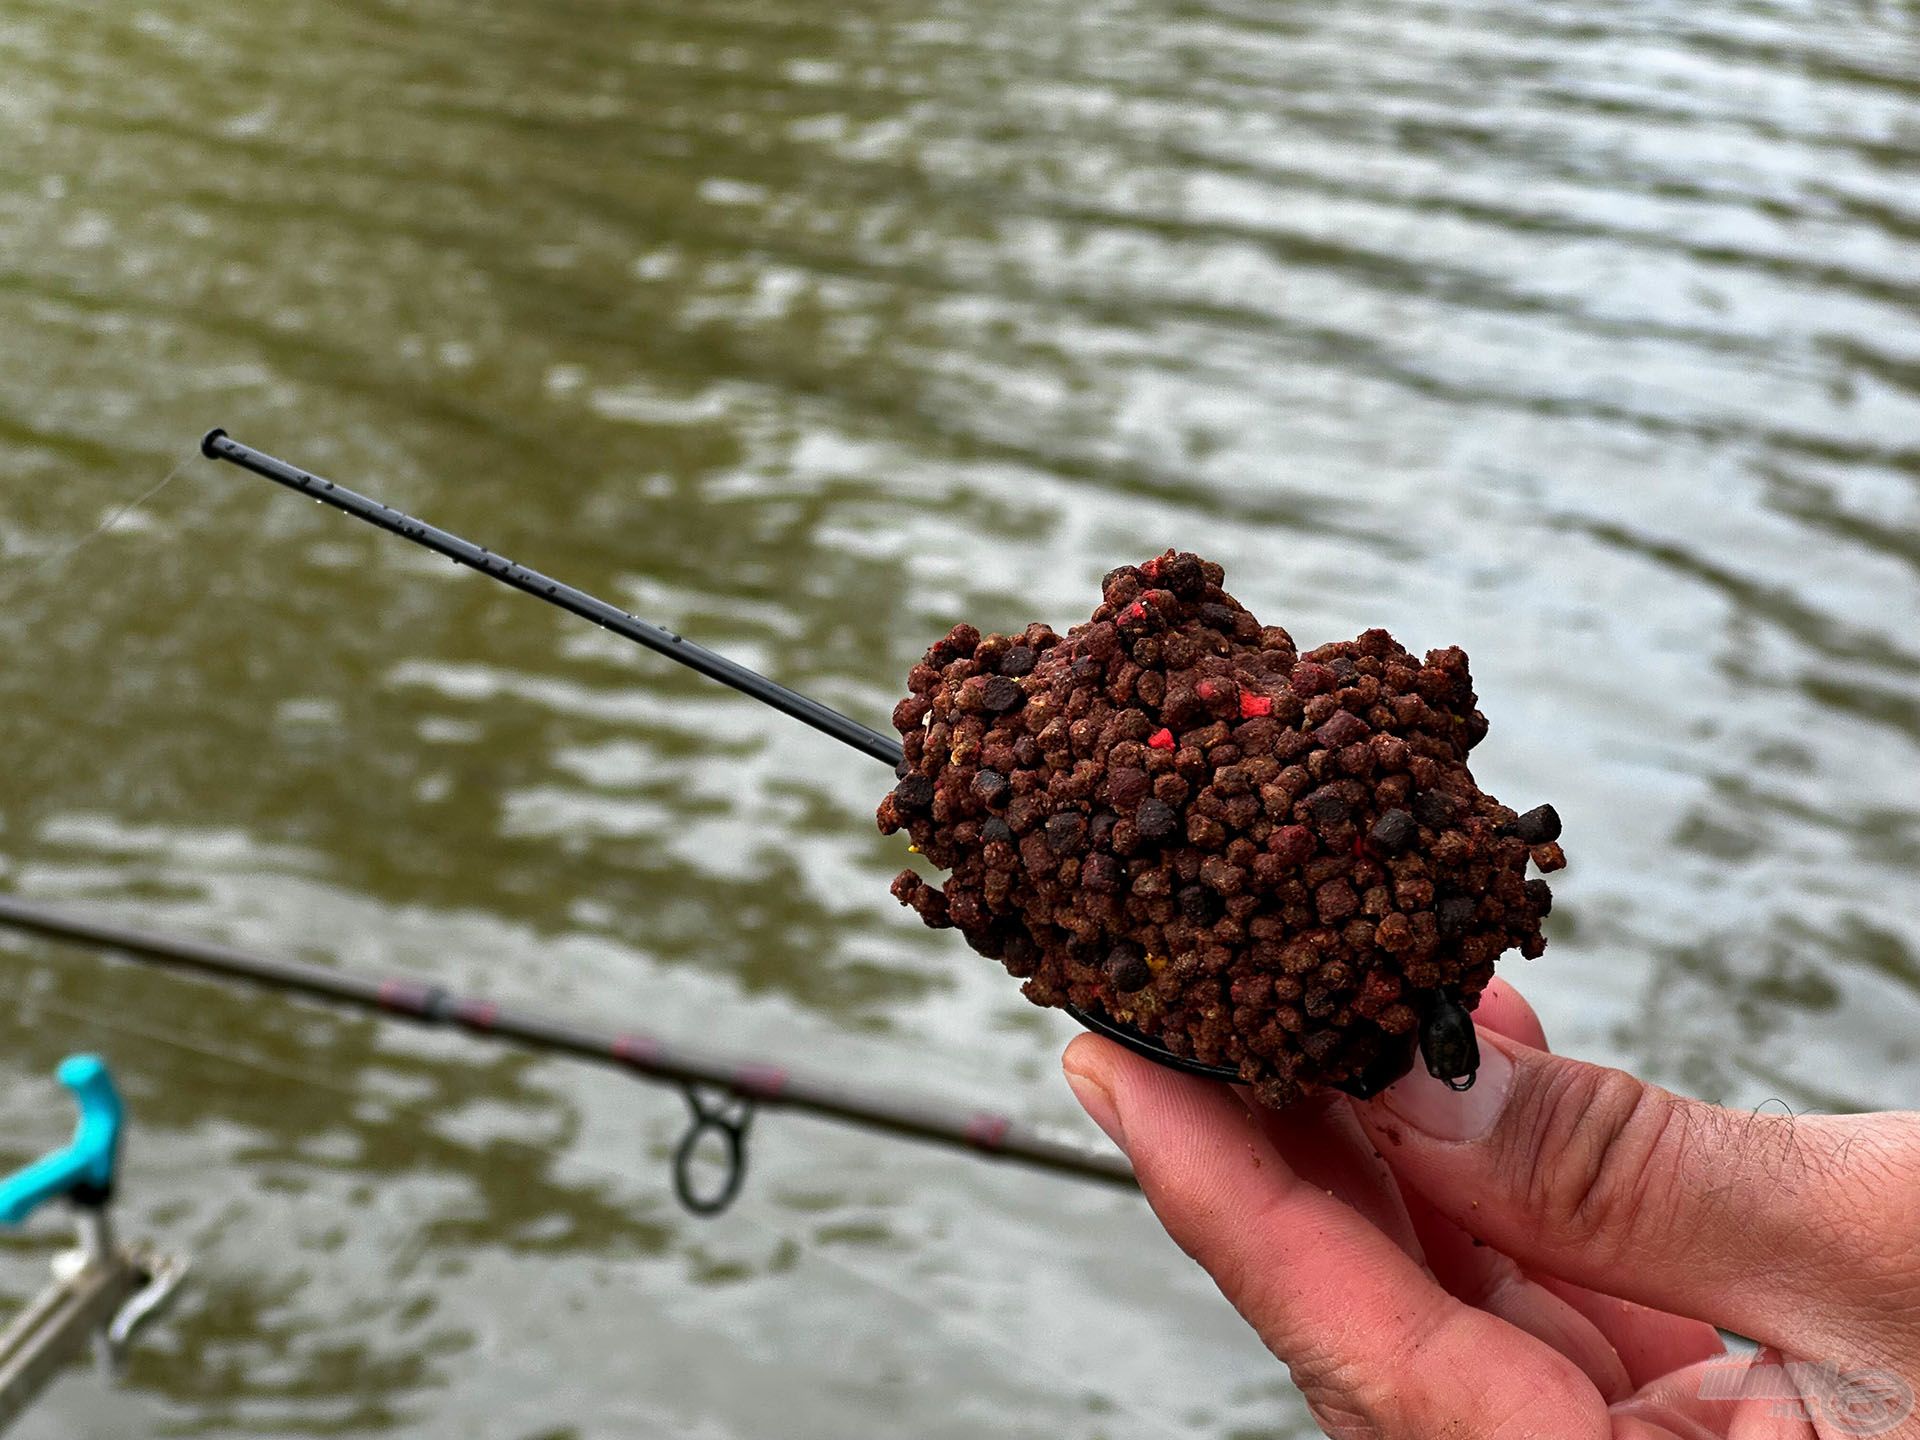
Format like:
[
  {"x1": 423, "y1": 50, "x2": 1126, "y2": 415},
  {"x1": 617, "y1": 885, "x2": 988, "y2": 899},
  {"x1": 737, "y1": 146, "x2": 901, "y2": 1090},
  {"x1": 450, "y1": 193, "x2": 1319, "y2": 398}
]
[{"x1": 1062, "y1": 982, "x2": 1920, "y2": 1438}]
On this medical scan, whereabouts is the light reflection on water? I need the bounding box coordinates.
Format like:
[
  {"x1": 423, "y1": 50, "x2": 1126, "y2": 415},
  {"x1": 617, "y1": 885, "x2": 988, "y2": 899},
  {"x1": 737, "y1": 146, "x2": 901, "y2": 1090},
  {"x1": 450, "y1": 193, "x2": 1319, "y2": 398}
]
[{"x1": 1, "y1": 0, "x2": 1916, "y2": 1434}]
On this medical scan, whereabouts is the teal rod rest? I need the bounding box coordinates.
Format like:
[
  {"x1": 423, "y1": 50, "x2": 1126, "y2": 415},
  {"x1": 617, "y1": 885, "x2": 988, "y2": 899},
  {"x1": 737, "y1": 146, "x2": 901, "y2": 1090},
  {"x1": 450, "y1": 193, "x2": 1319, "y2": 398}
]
[{"x1": 0, "y1": 1056, "x2": 124, "y2": 1224}]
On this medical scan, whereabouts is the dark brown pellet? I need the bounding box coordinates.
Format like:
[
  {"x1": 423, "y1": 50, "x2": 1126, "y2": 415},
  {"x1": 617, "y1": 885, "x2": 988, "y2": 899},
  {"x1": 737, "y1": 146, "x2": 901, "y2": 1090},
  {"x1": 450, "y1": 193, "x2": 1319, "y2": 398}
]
[
  {"x1": 893, "y1": 775, "x2": 935, "y2": 812},
  {"x1": 1178, "y1": 883, "x2": 1223, "y2": 925},
  {"x1": 1437, "y1": 895, "x2": 1475, "y2": 937},
  {"x1": 1135, "y1": 797, "x2": 1177, "y2": 841},
  {"x1": 1106, "y1": 943, "x2": 1153, "y2": 992},
  {"x1": 981, "y1": 676, "x2": 1024, "y2": 713},
  {"x1": 1369, "y1": 809, "x2": 1417, "y2": 855},
  {"x1": 1288, "y1": 663, "x2": 1333, "y2": 700},
  {"x1": 1083, "y1": 852, "x2": 1123, "y2": 892},
  {"x1": 1045, "y1": 811, "x2": 1088, "y2": 855},
  {"x1": 1304, "y1": 786, "x2": 1351, "y2": 828},
  {"x1": 1511, "y1": 804, "x2": 1562, "y2": 845},
  {"x1": 1313, "y1": 710, "x2": 1370, "y2": 750}
]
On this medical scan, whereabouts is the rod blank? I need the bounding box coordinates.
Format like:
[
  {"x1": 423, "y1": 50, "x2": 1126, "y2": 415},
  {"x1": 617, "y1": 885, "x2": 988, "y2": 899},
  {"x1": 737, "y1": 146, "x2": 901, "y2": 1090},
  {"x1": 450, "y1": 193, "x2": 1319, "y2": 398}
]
[
  {"x1": 0, "y1": 896, "x2": 1134, "y2": 1189},
  {"x1": 200, "y1": 430, "x2": 905, "y2": 768}
]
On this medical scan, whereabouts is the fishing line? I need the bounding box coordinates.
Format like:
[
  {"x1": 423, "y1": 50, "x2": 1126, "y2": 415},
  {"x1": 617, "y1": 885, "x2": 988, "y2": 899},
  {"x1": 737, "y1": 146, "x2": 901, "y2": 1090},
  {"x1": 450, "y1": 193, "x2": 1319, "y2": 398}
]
[
  {"x1": 0, "y1": 443, "x2": 198, "y2": 609},
  {"x1": 1, "y1": 967, "x2": 1173, "y2": 1434}
]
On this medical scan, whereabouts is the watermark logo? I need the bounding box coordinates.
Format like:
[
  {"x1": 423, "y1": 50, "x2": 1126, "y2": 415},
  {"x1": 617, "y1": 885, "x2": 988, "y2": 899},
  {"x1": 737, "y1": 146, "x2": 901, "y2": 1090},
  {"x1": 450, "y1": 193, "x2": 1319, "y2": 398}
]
[{"x1": 1698, "y1": 1358, "x2": 1914, "y2": 1436}]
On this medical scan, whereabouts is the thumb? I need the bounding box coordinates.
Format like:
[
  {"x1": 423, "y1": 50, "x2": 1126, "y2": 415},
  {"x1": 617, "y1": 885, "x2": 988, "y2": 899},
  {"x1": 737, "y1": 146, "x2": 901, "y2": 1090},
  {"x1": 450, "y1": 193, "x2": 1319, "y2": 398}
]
[{"x1": 1354, "y1": 1030, "x2": 1920, "y2": 1362}]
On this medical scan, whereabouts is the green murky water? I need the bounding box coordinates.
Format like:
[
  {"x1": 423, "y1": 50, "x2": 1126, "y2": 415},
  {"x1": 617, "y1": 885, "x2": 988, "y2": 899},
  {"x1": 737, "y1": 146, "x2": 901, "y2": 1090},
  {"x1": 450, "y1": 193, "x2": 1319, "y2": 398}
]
[{"x1": 2, "y1": 0, "x2": 1917, "y2": 1434}]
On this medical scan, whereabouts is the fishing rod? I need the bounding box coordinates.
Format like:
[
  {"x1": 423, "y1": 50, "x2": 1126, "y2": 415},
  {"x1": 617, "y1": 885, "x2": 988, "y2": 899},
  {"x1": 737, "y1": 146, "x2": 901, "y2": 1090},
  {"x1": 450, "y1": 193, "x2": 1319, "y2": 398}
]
[
  {"x1": 0, "y1": 897, "x2": 1135, "y2": 1214},
  {"x1": 198, "y1": 430, "x2": 1204, "y2": 1076},
  {"x1": 197, "y1": 431, "x2": 904, "y2": 768}
]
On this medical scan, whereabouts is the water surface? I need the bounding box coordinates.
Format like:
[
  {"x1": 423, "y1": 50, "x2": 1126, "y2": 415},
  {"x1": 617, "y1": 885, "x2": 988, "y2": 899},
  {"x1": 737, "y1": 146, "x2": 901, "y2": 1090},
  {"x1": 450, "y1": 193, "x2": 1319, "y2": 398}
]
[{"x1": 2, "y1": 0, "x2": 1918, "y2": 1434}]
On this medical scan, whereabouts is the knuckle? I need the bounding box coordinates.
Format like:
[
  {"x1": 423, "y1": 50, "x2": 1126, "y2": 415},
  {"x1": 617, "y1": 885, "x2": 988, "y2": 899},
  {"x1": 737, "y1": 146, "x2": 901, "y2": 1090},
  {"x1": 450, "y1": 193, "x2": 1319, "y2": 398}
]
[
  {"x1": 1826, "y1": 1114, "x2": 1920, "y2": 1234},
  {"x1": 1809, "y1": 1114, "x2": 1920, "y2": 1327},
  {"x1": 1289, "y1": 1321, "x2": 1454, "y2": 1440},
  {"x1": 1298, "y1": 1316, "x2": 1598, "y2": 1440},
  {"x1": 1514, "y1": 1062, "x2": 1681, "y2": 1259},
  {"x1": 1291, "y1": 1346, "x2": 1390, "y2": 1440}
]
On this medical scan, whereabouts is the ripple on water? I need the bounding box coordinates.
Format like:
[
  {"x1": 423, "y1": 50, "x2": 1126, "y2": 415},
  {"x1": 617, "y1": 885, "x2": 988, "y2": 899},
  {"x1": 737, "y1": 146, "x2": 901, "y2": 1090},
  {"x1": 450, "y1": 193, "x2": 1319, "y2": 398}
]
[{"x1": 0, "y1": 0, "x2": 1916, "y2": 1434}]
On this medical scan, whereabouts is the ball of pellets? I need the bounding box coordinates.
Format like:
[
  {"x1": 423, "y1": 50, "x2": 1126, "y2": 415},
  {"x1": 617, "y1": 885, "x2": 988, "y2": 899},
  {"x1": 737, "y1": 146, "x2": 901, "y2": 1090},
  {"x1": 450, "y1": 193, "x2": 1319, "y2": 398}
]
[{"x1": 877, "y1": 551, "x2": 1559, "y2": 1108}]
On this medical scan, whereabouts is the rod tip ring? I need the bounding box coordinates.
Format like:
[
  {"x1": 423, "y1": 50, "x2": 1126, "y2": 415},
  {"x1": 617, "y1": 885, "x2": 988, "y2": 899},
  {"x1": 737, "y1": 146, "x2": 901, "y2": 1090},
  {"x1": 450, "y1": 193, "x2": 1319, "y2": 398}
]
[{"x1": 200, "y1": 428, "x2": 229, "y2": 459}]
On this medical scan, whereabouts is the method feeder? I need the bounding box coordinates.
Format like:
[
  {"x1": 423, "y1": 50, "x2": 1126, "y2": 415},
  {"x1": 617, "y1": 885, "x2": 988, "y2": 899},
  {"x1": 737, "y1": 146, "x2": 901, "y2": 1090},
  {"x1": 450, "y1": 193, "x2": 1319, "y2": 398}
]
[{"x1": 198, "y1": 430, "x2": 1476, "y2": 1094}]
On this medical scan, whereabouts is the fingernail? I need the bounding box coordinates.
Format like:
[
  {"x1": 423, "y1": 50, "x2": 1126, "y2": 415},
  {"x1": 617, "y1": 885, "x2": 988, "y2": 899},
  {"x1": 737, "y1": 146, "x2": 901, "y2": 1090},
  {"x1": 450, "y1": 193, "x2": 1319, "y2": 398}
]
[
  {"x1": 1064, "y1": 1065, "x2": 1127, "y2": 1153},
  {"x1": 1376, "y1": 1031, "x2": 1514, "y2": 1141}
]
